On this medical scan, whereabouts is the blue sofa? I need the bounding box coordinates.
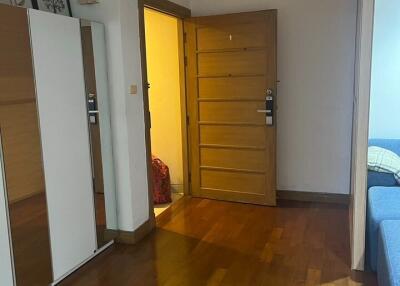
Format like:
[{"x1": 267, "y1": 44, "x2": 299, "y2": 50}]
[
  {"x1": 367, "y1": 187, "x2": 400, "y2": 271},
  {"x1": 367, "y1": 139, "x2": 400, "y2": 286},
  {"x1": 378, "y1": 220, "x2": 400, "y2": 286}
]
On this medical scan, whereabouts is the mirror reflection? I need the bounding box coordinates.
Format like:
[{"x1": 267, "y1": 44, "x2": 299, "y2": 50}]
[
  {"x1": 0, "y1": 5, "x2": 53, "y2": 286},
  {"x1": 81, "y1": 19, "x2": 118, "y2": 248}
]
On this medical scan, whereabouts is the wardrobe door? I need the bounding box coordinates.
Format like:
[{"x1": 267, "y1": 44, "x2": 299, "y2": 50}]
[
  {"x1": 28, "y1": 10, "x2": 97, "y2": 281},
  {"x1": 0, "y1": 5, "x2": 53, "y2": 286},
  {"x1": 0, "y1": 133, "x2": 14, "y2": 286}
]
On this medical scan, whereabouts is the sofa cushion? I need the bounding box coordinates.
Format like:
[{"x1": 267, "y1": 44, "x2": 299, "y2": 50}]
[
  {"x1": 368, "y1": 171, "x2": 398, "y2": 189},
  {"x1": 378, "y1": 220, "x2": 400, "y2": 286},
  {"x1": 367, "y1": 187, "x2": 400, "y2": 271}
]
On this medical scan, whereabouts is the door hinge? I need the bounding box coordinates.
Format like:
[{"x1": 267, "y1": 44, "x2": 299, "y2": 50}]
[
  {"x1": 183, "y1": 32, "x2": 187, "y2": 44},
  {"x1": 184, "y1": 56, "x2": 188, "y2": 67},
  {"x1": 186, "y1": 115, "x2": 190, "y2": 125}
]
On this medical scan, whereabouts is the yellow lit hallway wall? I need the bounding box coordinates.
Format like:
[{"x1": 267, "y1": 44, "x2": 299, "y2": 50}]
[{"x1": 144, "y1": 8, "x2": 183, "y2": 192}]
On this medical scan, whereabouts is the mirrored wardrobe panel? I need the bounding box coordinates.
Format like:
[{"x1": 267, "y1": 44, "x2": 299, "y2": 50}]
[
  {"x1": 0, "y1": 133, "x2": 14, "y2": 286},
  {"x1": 0, "y1": 5, "x2": 119, "y2": 285},
  {"x1": 81, "y1": 20, "x2": 118, "y2": 248},
  {"x1": 0, "y1": 4, "x2": 53, "y2": 286}
]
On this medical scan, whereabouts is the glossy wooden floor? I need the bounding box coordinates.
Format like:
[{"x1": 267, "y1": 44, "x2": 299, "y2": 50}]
[{"x1": 60, "y1": 197, "x2": 377, "y2": 286}]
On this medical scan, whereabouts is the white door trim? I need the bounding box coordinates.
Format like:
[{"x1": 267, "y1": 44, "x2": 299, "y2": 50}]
[{"x1": 350, "y1": 0, "x2": 375, "y2": 271}]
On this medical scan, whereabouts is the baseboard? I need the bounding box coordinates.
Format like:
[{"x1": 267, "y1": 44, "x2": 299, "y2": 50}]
[
  {"x1": 277, "y1": 190, "x2": 350, "y2": 205},
  {"x1": 171, "y1": 184, "x2": 184, "y2": 194},
  {"x1": 103, "y1": 229, "x2": 119, "y2": 242},
  {"x1": 115, "y1": 217, "x2": 156, "y2": 245}
]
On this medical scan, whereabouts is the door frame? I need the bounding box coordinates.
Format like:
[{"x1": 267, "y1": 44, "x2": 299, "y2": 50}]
[
  {"x1": 138, "y1": 0, "x2": 191, "y2": 219},
  {"x1": 350, "y1": 0, "x2": 375, "y2": 271}
]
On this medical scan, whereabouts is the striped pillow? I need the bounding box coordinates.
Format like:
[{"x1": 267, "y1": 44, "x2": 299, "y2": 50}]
[{"x1": 368, "y1": 146, "x2": 400, "y2": 184}]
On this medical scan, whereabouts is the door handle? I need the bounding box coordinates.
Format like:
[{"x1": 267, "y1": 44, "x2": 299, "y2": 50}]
[
  {"x1": 87, "y1": 94, "x2": 99, "y2": 123},
  {"x1": 257, "y1": 109, "x2": 272, "y2": 114},
  {"x1": 257, "y1": 89, "x2": 274, "y2": 126}
]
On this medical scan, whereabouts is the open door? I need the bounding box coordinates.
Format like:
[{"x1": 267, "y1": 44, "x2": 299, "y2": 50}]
[{"x1": 185, "y1": 10, "x2": 277, "y2": 206}]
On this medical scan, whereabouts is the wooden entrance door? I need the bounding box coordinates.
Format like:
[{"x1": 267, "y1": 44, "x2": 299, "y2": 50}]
[{"x1": 184, "y1": 10, "x2": 277, "y2": 206}]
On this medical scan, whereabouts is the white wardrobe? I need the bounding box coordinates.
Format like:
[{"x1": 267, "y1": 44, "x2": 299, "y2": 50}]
[
  {"x1": 0, "y1": 5, "x2": 117, "y2": 286},
  {"x1": 30, "y1": 10, "x2": 98, "y2": 282}
]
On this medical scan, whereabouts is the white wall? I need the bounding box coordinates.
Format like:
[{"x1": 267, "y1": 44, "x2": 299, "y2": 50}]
[
  {"x1": 171, "y1": 0, "x2": 190, "y2": 8},
  {"x1": 70, "y1": 0, "x2": 145, "y2": 231},
  {"x1": 190, "y1": 0, "x2": 358, "y2": 194},
  {"x1": 369, "y1": 0, "x2": 400, "y2": 139}
]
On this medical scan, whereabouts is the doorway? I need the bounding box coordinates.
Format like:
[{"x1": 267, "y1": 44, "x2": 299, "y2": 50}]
[
  {"x1": 139, "y1": 1, "x2": 278, "y2": 217},
  {"x1": 143, "y1": 7, "x2": 188, "y2": 217}
]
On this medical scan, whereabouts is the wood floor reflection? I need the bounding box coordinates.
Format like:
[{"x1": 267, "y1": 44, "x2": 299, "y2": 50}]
[
  {"x1": 94, "y1": 193, "x2": 107, "y2": 248},
  {"x1": 59, "y1": 197, "x2": 377, "y2": 286},
  {"x1": 9, "y1": 192, "x2": 108, "y2": 286},
  {"x1": 9, "y1": 193, "x2": 53, "y2": 286}
]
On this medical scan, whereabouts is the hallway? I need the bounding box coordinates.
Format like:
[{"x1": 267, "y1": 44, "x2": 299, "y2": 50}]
[{"x1": 61, "y1": 198, "x2": 377, "y2": 286}]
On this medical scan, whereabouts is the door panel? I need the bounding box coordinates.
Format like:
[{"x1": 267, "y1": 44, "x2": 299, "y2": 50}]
[
  {"x1": 198, "y1": 50, "x2": 266, "y2": 76},
  {"x1": 201, "y1": 170, "x2": 266, "y2": 194},
  {"x1": 200, "y1": 125, "x2": 267, "y2": 148},
  {"x1": 200, "y1": 148, "x2": 266, "y2": 171},
  {"x1": 198, "y1": 77, "x2": 266, "y2": 100},
  {"x1": 0, "y1": 6, "x2": 53, "y2": 286},
  {"x1": 29, "y1": 10, "x2": 97, "y2": 281},
  {"x1": 197, "y1": 23, "x2": 267, "y2": 51},
  {"x1": 199, "y1": 101, "x2": 266, "y2": 123},
  {"x1": 196, "y1": 12, "x2": 270, "y2": 51},
  {"x1": 186, "y1": 11, "x2": 277, "y2": 205}
]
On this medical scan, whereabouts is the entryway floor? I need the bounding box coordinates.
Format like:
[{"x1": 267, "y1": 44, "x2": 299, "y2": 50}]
[{"x1": 60, "y1": 198, "x2": 378, "y2": 286}]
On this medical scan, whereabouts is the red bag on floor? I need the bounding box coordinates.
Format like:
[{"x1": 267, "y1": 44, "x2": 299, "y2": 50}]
[{"x1": 152, "y1": 156, "x2": 172, "y2": 205}]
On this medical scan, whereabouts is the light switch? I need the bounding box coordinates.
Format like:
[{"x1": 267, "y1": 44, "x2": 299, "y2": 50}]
[{"x1": 130, "y1": 84, "x2": 138, "y2": 95}]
